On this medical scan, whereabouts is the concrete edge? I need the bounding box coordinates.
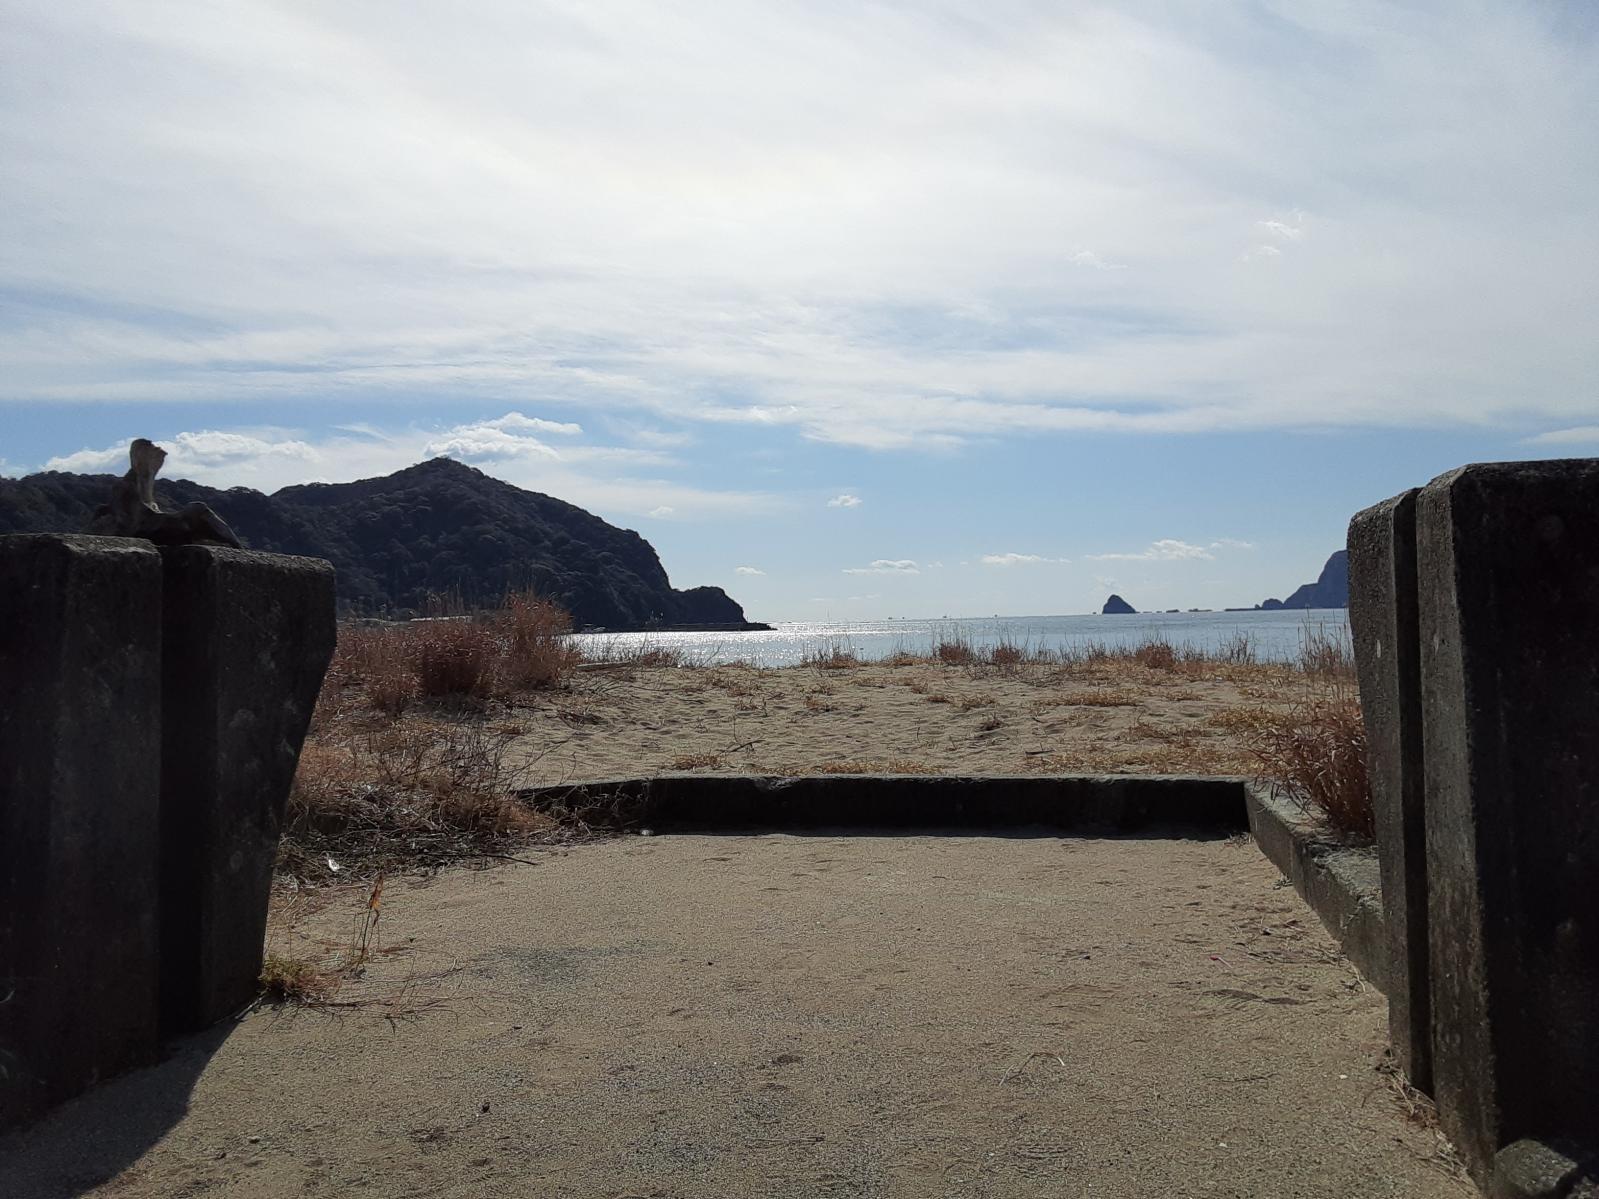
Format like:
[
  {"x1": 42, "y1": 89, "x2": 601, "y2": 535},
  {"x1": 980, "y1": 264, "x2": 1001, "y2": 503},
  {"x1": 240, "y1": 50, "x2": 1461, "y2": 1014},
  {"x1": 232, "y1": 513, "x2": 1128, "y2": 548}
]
[
  {"x1": 519, "y1": 774, "x2": 1249, "y2": 835},
  {"x1": 1245, "y1": 783, "x2": 1388, "y2": 990}
]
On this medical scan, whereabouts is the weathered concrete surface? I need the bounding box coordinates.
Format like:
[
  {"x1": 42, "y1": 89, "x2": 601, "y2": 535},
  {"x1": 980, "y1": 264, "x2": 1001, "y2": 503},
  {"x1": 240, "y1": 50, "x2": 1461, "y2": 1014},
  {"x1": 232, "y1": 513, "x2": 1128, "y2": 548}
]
[
  {"x1": 1348, "y1": 489, "x2": 1431, "y2": 1089},
  {"x1": 1417, "y1": 458, "x2": 1599, "y2": 1175},
  {"x1": 1491, "y1": 1138, "x2": 1599, "y2": 1199},
  {"x1": 524, "y1": 773, "x2": 1248, "y2": 834},
  {"x1": 158, "y1": 546, "x2": 335, "y2": 1033},
  {"x1": 1244, "y1": 784, "x2": 1387, "y2": 989},
  {"x1": 0, "y1": 535, "x2": 164, "y2": 1128}
]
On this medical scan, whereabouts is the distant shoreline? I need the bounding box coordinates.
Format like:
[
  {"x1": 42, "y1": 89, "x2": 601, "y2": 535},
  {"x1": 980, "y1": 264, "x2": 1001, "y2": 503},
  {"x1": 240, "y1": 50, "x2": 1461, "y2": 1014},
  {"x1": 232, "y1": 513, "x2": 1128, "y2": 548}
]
[{"x1": 577, "y1": 621, "x2": 775, "y2": 634}]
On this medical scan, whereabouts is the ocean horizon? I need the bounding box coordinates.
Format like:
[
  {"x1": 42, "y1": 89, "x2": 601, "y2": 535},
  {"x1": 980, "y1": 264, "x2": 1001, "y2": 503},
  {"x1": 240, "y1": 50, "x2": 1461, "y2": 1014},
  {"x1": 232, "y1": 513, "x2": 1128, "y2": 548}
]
[{"x1": 568, "y1": 607, "x2": 1351, "y2": 669}]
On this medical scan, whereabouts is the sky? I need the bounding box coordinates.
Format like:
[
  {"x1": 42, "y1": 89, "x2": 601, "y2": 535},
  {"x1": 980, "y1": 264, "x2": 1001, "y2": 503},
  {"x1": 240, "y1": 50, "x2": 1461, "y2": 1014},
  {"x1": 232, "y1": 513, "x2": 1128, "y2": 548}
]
[{"x1": 3, "y1": 1, "x2": 1596, "y2": 621}]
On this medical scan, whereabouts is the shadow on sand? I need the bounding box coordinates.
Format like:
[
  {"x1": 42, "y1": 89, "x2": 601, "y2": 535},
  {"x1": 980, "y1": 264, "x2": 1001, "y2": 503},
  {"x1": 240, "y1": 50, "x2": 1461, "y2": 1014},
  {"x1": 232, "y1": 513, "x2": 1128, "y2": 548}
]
[{"x1": 0, "y1": 1024, "x2": 233, "y2": 1198}]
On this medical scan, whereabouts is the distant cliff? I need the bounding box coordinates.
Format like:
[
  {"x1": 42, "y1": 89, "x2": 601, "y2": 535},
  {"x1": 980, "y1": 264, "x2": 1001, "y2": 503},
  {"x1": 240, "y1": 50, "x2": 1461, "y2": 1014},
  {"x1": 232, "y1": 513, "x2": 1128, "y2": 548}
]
[
  {"x1": 0, "y1": 457, "x2": 763, "y2": 630},
  {"x1": 1259, "y1": 550, "x2": 1349, "y2": 610},
  {"x1": 1102, "y1": 593, "x2": 1137, "y2": 615}
]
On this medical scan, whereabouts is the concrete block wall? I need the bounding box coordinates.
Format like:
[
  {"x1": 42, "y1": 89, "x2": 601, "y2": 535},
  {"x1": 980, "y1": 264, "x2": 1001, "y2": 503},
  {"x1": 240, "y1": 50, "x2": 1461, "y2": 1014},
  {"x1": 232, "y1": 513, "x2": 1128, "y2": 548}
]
[
  {"x1": 0, "y1": 536, "x2": 166, "y2": 1128},
  {"x1": 0, "y1": 534, "x2": 334, "y2": 1129},
  {"x1": 1348, "y1": 459, "x2": 1599, "y2": 1187}
]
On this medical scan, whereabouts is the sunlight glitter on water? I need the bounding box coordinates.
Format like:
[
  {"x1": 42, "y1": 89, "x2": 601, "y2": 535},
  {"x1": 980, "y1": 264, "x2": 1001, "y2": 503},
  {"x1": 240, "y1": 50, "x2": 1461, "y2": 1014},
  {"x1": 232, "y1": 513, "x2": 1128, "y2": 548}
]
[{"x1": 567, "y1": 609, "x2": 1351, "y2": 668}]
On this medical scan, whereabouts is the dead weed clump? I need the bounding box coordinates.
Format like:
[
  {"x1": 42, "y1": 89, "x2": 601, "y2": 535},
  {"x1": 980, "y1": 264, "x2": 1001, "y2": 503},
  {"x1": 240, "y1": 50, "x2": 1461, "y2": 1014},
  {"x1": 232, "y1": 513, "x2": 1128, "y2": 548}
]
[
  {"x1": 1246, "y1": 690, "x2": 1373, "y2": 841},
  {"x1": 668, "y1": 750, "x2": 729, "y2": 770},
  {"x1": 1132, "y1": 638, "x2": 1178, "y2": 671},
  {"x1": 1298, "y1": 623, "x2": 1357, "y2": 683},
  {"x1": 283, "y1": 711, "x2": 561, "y2": 880},
  {"x1": 259, "y1": 951, "x2": 343, "y2": 1005},
  {"x1": 805, "y1": 645, "x2": 862, "y2": 670},
  {"x1": 331, "y1": 590, "x2": 580, "y2": 711},
  {"x1": 934, "y1": 635, "x2": 977, "y2": 666}
]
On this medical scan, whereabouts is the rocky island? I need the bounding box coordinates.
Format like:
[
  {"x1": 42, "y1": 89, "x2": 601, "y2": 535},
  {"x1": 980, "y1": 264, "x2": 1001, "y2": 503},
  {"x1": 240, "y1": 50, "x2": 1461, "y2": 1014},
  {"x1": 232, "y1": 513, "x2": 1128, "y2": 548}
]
[{"x1": 1258, "y1": 550, "x2": 1349, "y2": 610}]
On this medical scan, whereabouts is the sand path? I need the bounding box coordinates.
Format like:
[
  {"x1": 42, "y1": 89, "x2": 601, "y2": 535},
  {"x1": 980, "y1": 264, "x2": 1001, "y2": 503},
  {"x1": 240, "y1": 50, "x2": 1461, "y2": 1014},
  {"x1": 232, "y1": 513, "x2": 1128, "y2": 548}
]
[{"x1": 3, "y1": 832, "x2": 1465, "y2": 1198}]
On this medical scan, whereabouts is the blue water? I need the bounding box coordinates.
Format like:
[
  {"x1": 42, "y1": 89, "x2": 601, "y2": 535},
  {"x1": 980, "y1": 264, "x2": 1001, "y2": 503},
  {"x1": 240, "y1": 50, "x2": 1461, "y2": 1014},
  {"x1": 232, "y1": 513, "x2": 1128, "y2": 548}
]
[{"x1": 569, "y1": 609, "x2": 1351, "y2": 668}]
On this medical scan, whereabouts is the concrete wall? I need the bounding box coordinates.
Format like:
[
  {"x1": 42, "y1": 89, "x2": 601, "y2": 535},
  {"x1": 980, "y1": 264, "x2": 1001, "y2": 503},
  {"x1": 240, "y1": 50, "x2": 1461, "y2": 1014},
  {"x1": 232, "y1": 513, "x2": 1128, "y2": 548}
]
[
  {"x1": 1348, "y1": 459, "x2": 1599, "y2": 1186},
  {"x1": 0, "y1": 534, "x2": 334, "y2": 1129},
  {"x1": 0, "y1": 536, "x2": 165, "y2": 1128},
  {"x1": 1348, "y1": 490, "x2": 1430, "y2": 1090}
]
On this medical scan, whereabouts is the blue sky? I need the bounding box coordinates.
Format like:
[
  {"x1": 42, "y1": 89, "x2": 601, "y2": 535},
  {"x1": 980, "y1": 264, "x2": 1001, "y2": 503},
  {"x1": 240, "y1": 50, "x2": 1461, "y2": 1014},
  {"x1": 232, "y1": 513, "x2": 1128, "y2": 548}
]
[{"x1": 3, "y1": 2, "x2": 1596, "y2": 620}]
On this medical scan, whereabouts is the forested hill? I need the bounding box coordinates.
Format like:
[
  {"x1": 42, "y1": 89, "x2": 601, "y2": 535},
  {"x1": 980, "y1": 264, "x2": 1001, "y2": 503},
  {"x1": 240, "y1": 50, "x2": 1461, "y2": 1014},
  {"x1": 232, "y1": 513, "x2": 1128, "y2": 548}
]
[{"x1": 0, "y1": 457, "x2": 760, "y2": 629}]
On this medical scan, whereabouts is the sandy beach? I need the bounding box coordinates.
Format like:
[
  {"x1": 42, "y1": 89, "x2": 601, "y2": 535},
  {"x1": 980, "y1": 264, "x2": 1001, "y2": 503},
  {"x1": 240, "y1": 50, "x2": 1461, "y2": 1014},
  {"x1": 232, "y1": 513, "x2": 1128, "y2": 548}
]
[
  {"x1": 502, "y1": 658, "x2": 1315, "y2": 785},
  {"x1": 2, "y1": 833, "x2": 1464, "y2": 1199}
]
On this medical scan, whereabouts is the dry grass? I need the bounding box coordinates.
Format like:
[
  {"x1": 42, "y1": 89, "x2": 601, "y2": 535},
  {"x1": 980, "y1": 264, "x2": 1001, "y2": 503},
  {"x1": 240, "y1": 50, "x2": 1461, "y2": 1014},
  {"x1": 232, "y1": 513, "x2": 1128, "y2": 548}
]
[
  {"x1": 1132, "y1": 639, "x2": 1179, "y2": 671},
  {"x1": 412, "y1": 618, "x2": 498, "y2": 699},
  {"x1": 1298, "y1": 623, "x2": 1357, "y2": 682},
  {"x1": 1060, "y1": 688, "x2": 1140, "y2": 707},
  {"x1": 808, "y1": 759, "x2": 932, "y2": 775},
  {"x1": 500, "y1": 592, "x2": 582, "y2": 689},
  {"x1": 669, "y1": 750, "x2": 728, "y2": 770},
  {"x1": 284, "y1": 591, "x2": 589, "y2": 879},
  {"x1": 283, "y1": 706, "x2": 563, "y2": 880},
  {"x1": 1207, "y1": 705, "x2": 1277, "y2": 733},
  {"x1": 258, "y1": 951, "x2": 343, "y2": 1005},
  {"x1": 332, "y1": 590, "x2": 580, "y2": 710},
  {"x1": 934, "y1": 634, "x2": 977, "y2": 665},
  {"x1": 259, "y1": 876, "x2": 387, "y2": 1006},
  {"x1": 1245, "y1": 684, "x2": 1372, "y2": 840},
  {"x1": 804, "y1": 645, "x2": 862, "y2": 670},
  {"x1": 987, "y1": 639, "x2": 1027, "y2": 667}
]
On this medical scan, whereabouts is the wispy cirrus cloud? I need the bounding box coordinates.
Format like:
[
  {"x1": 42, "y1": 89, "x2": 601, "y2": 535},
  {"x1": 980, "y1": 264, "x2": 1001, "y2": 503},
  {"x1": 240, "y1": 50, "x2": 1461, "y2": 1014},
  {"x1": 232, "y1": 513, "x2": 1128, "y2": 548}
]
[
  {"x1": 843, "y1": 559, "x2": 919, "y2": 576},
  {"x1": 1086, "y1": 539, "x2": 1215, "y2": 562},
  {"x1": 980, "y1": 552, "x2": 1069, "y2": 567},
  {"x1": 1524, "y1": 426, "x2": 1599, "y2": 446}
]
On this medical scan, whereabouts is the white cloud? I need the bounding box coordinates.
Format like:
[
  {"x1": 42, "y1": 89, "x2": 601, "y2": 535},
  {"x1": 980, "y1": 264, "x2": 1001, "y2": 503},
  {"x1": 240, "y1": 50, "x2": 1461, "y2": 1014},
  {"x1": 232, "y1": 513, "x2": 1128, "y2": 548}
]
[
  {"x1": 1087, "y1": 539, "x2": 1215, "y2": 562},
  {"x1": 1208, "y1": 538, "x2": 1255, "y2": 550},
  {"x1": 1069, "y1": 250, "x2": 1126, "y2": 271},
  {"x1": 827, "y1": 494, "x2": 862, "y2": 508},
  {"x1": 45, "y1": 430, "x2": 320, "y2": 477},
  {"x1": 3, "y1": 3, "x2": 1596, "y2": 449},
  {"x1": 424, "y1": 426, "x2": 562, "y2": 462},
  {"x1": 980, "y1": 552, "x2": 1069, "y2": 566},
  {"x1": 35, "y1": 415, "x2": 775, "y2": 520},
  {"x1": 843, "y1": 559, "x2": 919, "y2": 575},
  {"x1": 1525, "y1": 426, "x2": 1599, "y2": 446},
  {"x1": 485, "y1": 412, "x2": 582, "y2": 436},
  {"x1": 1256, "y1": 217, "x2": 1304, "y2": 242},
  {"x1": 734, "y1": 565, "x2": 765, "y2": 575}
]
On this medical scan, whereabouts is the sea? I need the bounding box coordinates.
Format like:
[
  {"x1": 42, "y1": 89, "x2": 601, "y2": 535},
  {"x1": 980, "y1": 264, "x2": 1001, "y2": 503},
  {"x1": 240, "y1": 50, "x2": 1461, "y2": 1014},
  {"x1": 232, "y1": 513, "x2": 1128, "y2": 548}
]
[{"x1": 568, "y1": 608, "x2": 1351, "y2": 669}]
